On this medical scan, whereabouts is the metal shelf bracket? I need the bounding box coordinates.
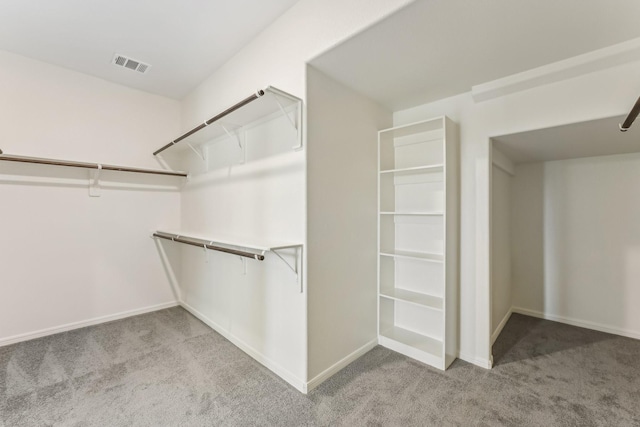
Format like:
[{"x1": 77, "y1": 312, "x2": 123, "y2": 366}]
[
  {"x1": 272, "y1": 93, "x2": 302, "y2": 150},
  {"x1": 89, "y1": 164, "x2": 102, "y2": 197},
  {"x1": 187, "y1": 142, "x2": 207, "y2": 163},
  {"x1": 272, "y1": 245, "x2": 303, "y2": 292},
  {"x1": 220, "y1": 123, "x2": 246, "y2": 164}
]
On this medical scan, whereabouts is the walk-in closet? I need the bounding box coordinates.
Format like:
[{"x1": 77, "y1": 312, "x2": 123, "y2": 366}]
[
  {"x1": 490, "y1": 115, "x2": 640, "y2": 346},
  {"x1": 3, "y1": 0, "x2": 640, "y2": 425}
]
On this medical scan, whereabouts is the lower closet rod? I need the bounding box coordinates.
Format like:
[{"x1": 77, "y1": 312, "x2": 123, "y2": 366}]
[{"x1": 153, "y1": 232, "x2": 265, "y2": 261}]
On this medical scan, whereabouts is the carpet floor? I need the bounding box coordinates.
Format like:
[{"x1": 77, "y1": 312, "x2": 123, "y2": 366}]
[{"x1": 1, "y1": 308, "x2": 639, "y2": 426}]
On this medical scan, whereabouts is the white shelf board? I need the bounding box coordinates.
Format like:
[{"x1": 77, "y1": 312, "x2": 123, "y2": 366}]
[
  {"x1": 156, "y1": 230, "x2": 301, "y2": 252},
  {"x1": 379, "y1": 250, "x2": 444, "y2": 263},
  {"x1": 379, "y1": 117, "x2": 444, "y2": 139},
  {"x1": 379, "y1": 326, "x2": 443, "y2": 360},
  {"x1": 380, "y1": 289, "x2": 443, "y2": 310},
  {"x1": 380, "y1": 212, "x2": 444, "y2": 216},
  {"x1": 379, "y1": 164, "x2": 444, "y2": 176}
]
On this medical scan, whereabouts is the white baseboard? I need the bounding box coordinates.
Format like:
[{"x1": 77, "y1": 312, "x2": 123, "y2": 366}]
[
  {"x1": 491, "y1": 309, "x2": 513, "y2": 344},
  {"x1": 458, "y1": 351, "x2": 493, "y2": 369},
  {"x1": 178, "y1": 301, "x2": 308, "y2": 393},
  {"x1": 0, "y1": 301, "x2": 179, "y2": 347},
  {"x1": 512, "y1": 306, "x2": 640, "y2": 341},
  {"x1": 306, "y1": 339, "x2": 378, "y2": 393}
]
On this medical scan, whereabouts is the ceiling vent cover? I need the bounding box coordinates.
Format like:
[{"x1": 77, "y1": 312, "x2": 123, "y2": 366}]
[{"x1": 112, "y1": 54, "x2": 151, "y2": 74}]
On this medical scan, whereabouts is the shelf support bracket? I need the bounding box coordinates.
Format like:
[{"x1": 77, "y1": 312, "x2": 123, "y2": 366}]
[
  {"x1": 272, "y1": 95, "x2": 302, "y2": 150},
  {"x1": 203, "y1": 244, "x2": 210, "y2": 264},
  {"x1": 239, "y1": 256, "x2": 247, "y2": 275},
  {"x1": 221, "y1": 124, "x2": 245, "y2": 164},
  {"x1": 272, "y1": 246, "x2": 303, "y2": 293},
  {"x1": 187, "y1": 142, "x2": 207, "y2": 163},
  {"x1": 89, "y1": 164, "x2": 102, "y2": 197}
]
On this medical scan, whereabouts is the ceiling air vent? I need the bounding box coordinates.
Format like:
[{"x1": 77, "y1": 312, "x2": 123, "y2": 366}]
[{"x1": 112, "y1": 54, "x2": 151, "y2": 74}]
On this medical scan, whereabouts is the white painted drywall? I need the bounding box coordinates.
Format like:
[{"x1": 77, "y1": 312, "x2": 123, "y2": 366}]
[
  {"x1": 175, "y1": 0, "x2": 412, "y2": 389},
  {"x1": 511, "y1": 163, "x2": 545, "y2": 312},
  {"x1": 174, "y1": 116, "x2": 308, "y2": 389},
  {"x1": 181, "y1": 0, "x2": 413, "y2": 124},
  {"x1": 306, "y1": 66, "x2": 391, "y2": 380},
  {"x1": 511, "y1": 154, "x2": 640, "y2": 339},
  {"x1": 394, "y1": 59, "x2": 640, "y2": 366},
  {"x1": 0, "y1": 50, "x2": 182, "y2": 344},
  {"x1": 490, "y1": 162, "x2": 512, "y2": 338}
]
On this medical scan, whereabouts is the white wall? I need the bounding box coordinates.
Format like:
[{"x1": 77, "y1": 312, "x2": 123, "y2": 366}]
[
  {"x1": 490, "y1": 162, "x2": 512, "y2": 341},
  {"x1": 511, "y1": 163, "x2": 545, "y2": 312},
  {"x1": 511, "y1": 153, "x2": 640, "y2": 339},
  {"x1": 306, "y1": 66, "x2": 391, "y2": 380},
  {"x1": 0, "y1": 50, "x2": 182, "y2": 344},
  {"x1": 174, "y1": 0, "x2": 412, "y2": 391},
  {"x1": 181, "y1": 0, "x2": 413, "y2": 124},
  {"x1": 394, "y1": 59, "x2": 640, "y2": 366}
]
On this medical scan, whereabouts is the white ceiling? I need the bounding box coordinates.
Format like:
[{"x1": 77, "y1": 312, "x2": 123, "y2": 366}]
[
  {"x1": 310, "y1": 0, "x2": 640, "y2": 110},
  {"x1": 0, "y1": 0, "x2": 300, "y2": 99},
  {"x1": 493, "y1": 116, "x2": 640, "y2": 164}
]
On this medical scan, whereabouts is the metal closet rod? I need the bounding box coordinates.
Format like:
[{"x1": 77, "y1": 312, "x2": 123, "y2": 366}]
[
  {"x1": 620, "y1": 95, "x2": 640, "y2": 132},
  {"x1": 153, "y1": 231, "x2": 265, "y2": 261},
  {"x1": 0, "y1": 149, "x2": 188, "y2": 177},
  {"x1": 153, "y1": 89, "x2": 266, "y2": 156}
]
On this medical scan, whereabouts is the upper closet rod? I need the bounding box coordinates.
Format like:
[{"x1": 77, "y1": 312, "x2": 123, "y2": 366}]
[
  {"x1": 0, "y1": 149, "x2": 187, "y2": 177},
  {"x1": 620, "y1": 95, "x2": 640, "y2": 132},
  {"x1": 153, "y1": 89, "x2": 266, "y2": 156},
  {"x1": 153, "y1": 231, "x2": 265, "y2": 261}
]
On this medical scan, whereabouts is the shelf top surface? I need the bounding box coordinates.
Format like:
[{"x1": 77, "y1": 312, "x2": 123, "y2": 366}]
[
  {"x1": 156, "y1": 230, "x2": 301, "y2": 252},
  {"x1": 379, "y1": 117, "x2": 445, "y2": 139},
  {"x1": 380, "y1": 211, "x2": 444, "y2": 215},
  {"x1": 380, "y1": 326, "x2": 443, "y2": 356},
  {"x1": 380, "y1": 288, "x2": 443, "y2": 310},
  {"x1": 380, "y1": 164, "x2": 444, "y2": 175},
  {"x1": 380, "y1": 250, "x2": 444, "y2": 262}
]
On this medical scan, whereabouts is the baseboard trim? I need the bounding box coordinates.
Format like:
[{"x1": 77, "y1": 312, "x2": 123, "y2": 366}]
[
  {"x1": 306, "y1": 339, "x2": 378, "y2": 393},
  {"x1": 512, "y1": 307, "x2": 640, "y2": 341},
  {"x1": 491, "y1": 309, "x2": 513, "y2": 344},
  {"x1": 458, "y1": 351, "x2": 492, "y2": 369},
  {"x1": 0, "y1": 301, "x2": 179, "y2": 347},
  {"x1": 178, "y1": 301, "x2": 307, "y2": 394}
]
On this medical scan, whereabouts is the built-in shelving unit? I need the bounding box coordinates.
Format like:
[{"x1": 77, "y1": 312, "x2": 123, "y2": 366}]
[{"x1": 377, "y1": 116, "x2": 458, "y2": 370}]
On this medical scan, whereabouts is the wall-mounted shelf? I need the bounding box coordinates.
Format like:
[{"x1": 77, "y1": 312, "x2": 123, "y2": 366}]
[
  {"x1": 153, "y1": 86, "x2": 302, "y2": 158},
  {"x1": 153, "y1": 230, "x2": 304, "y2": 291}
]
